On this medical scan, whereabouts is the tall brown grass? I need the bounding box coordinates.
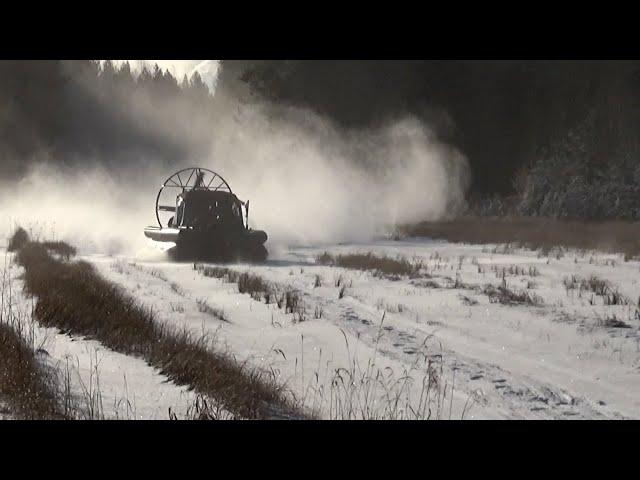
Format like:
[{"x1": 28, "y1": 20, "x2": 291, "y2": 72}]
[
  {"x1": 0, "y1": 257, "x2": 65, "y2": 419},
  {"x1": 195, "y1": 264, "x2": 306, "y2": 320},
  {"x1": 15, "y1": 242, "x2": 306, "y2": 420},
  {"x1": 315, "y1": 252, "x2": 422, "y2": 278},
  {"x1": 402, "y1": 216, "x2": 640, "y2": 257},
  {"x1": 0, "y1": 323, "x2": 65, "y2": 419},
  {"x1": 7, "y1": 227, "x2": 29, "y2": 252}
]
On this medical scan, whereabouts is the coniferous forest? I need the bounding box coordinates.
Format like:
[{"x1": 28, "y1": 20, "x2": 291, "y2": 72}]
[
  {"x1": 3, "y1": 60, "x2": 640, "y2": 221},
  {"x1": 0, "y1": 60, "x2": 213, "y2": 178}
]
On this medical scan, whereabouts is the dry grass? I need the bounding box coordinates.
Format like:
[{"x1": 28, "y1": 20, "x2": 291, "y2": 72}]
[
  {"x1": 238, "y1": 272, "x2": 270, "y2": 300},
  {"x1": 0, "y1": 322, "x2": 64, "y2": 419},
  {"x1": 483, "y1": 281, "x2": 544, "y2": 306},
  {"x1": 316, "y1": 252, "x2": 422, "y2": 279},
  {"x1": 196, "y1": 298, "x2": 228, "y2": 322},
  {"x1": 0, "y1": 259, "x2": 65, "y2": 419},
  {"x1": 15, "y1": 242, "x2": 305, "y2": 420},
  {"x1": 299, "y1": 316, "x2": 472, "y2": 420},
  {"x1": 41, "y1": 241, "x2": 76, "y2": 260},
  {"x1": 402, "y1": 216, "x2": 640, "y2": 257},
  {"x1": 597, "y1": 315, "x2": 632, "y2": 329},
  {"x1": 195, "y1": 264, "x2": 306, "y2": 320},
  {"x1": 9, "y1": 228, "x2": 76, "y2": 260},
  {"x1": 491, "y1": 265, "x2": 539, "y2": 278},
  {"x1": 7, "y1": 227, "x2": 29, "y2": 252},
  {"x1": 562, "y1": 274, "x2": 631, "y2": 306}
]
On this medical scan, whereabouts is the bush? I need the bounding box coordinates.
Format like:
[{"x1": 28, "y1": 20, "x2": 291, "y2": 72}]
[
  {"x1": 316, "y1": 252, "x2": 421, "y2": 278},
  {"x1": 41, "y1": 241, "x2": 76, "y2": 260},
  {"x1": 7, "y1": 228, "x2": 29, "y2": 252}
]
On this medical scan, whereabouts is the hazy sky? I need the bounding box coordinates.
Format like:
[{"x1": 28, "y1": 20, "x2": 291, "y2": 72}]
[{"x1": 104, "y1": 60, "x2": 220, "y2": 93}]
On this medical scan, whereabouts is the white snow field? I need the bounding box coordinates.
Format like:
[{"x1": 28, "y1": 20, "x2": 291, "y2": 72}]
[
  {"x1": 1, "y1": 251, "x2": 199, "y2": 420},
  {"x1": 82, "y1": 237, "x2": 640, "y2": 420}
]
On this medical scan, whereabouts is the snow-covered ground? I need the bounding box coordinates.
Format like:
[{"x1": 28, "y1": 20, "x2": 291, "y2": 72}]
[
  {"x1": 1, "y1": 251, "x2": 198, "y2": 420},
  {"x1": 84, "y1": 237, "x2": 640, "y2": 419},
  {"x1": 4, "y1": 235, "x2": 639, "y2": 420}
]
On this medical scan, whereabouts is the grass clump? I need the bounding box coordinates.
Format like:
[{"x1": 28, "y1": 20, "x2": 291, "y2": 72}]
[
  {"x1": 7, "y1": 227, "x2": 29, "y2": 252},
  {"x1": 0, "y1": 262, "x2": 66, "y2": 419},
  {"x1": 562, "y1": 274, "x2": 631, "y2": 306},
  {"x1": 196, "y1": 299, "x2": 228, "y2": 322},
  {"x1": 41, "y1": 241, "x2": 76, "y2": 260},
  {"x1": 483, "y1": 281, "x2": 543, "y2": 306},
  {"x1": 195, "y1": 264, "x2": 306, "y2": 321},
  {"x1": 0, "y1": 322, "x2": 64, "y2": 419},
  {"x1": 315, "y1": 252, "x2": 421, "y2": 279}
]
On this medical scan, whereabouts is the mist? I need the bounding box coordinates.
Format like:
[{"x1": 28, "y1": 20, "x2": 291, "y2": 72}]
[
  {"x1": 0, "y1": 61, "x2": 471, "y2": 257},
  {"x1": 206, "y1": 100, "x2": 470, "y2": 247},
  {"x1": 0, "y1": 161, "x2": 161, "y2": 254}
]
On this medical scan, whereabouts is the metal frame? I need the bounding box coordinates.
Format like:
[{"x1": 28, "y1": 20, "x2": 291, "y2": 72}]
[{"x1": 155, "y1": 167, "x2": 234, "y2": 228}]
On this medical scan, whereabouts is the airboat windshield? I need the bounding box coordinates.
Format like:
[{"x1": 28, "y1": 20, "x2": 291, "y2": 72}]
[{"x1": 177, "y1": 190, "x2": 245, "y2": 230}]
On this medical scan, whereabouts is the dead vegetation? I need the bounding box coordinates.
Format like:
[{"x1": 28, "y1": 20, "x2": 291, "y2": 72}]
[
  {"x1": 411, "y1": 279, "x2": 442, "y2": 289},
  {"x1": 195, "y1": 264, "x2": 307, "y2": 322},
  {"x1": 315, "y1": 252, "x2": 422, "y2": 279},
  {"x1": 402, "y1": 216, "x2": 640, "y2": 258},
  {"x1": 0, "y1": 321, "x2": 64, "y2": 419},
  {"x1": 7, "y1": 227, "x2": 29, "y2": 252},
  {"x1": 491, "y1": 264, "x2": 540, "y2": 278},
  {"x1": 14, "y1": 242, "x2": 305, "y2": 419},
  {"x1": 238, "y1": 272, "x2": 270, "y2": 300},
  {"x1": 8, "y1": 227, "x2": 76, "y2": 260},
  {"x1": 0, "y1": 257, "x2": 65, "y2": 419},
  {"x1": 196, "y1": 299, "x2": 228, "y2": 322},
  {"x1": 562, "y1": 274, "x2": 631, "y2": 306},
  {"x1": 301, "y1": 315, "x2": 473, "y2": 420},
  {"x1": 41, "y1": 241, "x2": 77, "y2": 260},
  {"x1": 174, "y1": 395, "x2": 236, "y2": 420},
  {"x1": 459, "y1": 294, "x2": 479, "y2": 306},
  {"x1": 596, "y1": 314, "x2": 632, "y2": 329},
  {"x1": 483, "y1": 281, "x2": 544, "y2": 306}
]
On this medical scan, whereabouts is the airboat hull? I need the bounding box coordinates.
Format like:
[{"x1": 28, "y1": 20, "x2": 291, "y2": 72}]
[
  {"x1": 145, "y1": 226, "x2": 268, "y2": 262},
  {"x1": 167, "y1": 229, "x2": 268, "y2": 262},
  {"x1": 144, "y1": 227, "x2": 180, "y2": 243}
]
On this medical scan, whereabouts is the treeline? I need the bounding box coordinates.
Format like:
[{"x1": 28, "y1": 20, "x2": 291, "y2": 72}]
[
  {"x1": 468, "y1": 107, "x2": 640, "y2": 220},
  {"x1": 4, "y1": 60, "x2": 640, "y2": 221},
  {"x1": 225, "y1": 60, "x2": 640, "y2": 220},
  {"x1": 0, "y1": 60, "x2": 214, "y2": 177}
]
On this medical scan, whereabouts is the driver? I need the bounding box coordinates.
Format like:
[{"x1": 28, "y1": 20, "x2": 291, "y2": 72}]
[{"x1": 175, "y1": 193, "x2": 185, "y2": 227}]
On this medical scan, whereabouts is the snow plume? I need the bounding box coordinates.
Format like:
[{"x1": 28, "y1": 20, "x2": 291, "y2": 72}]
[
  {"x1": 0, "y1": 159, "x2": 170, "y2": 255},
  {"x1": 0, "y1": 63, "x2": 470, "y2": 256},
  {"x1": 205, "y1": 100, "x2": 471, "y2": 247},
  {"x1": 0, "y1": 105, "x2": 470, "y2": 255}
]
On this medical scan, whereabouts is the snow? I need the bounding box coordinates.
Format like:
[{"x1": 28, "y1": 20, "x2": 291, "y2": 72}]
[
  {"x1": 4, "y1": 234, "x2": 640, "y2": 419},
  {"x1": 85, "y1": 237, "x2": 640, "y2": 419}
]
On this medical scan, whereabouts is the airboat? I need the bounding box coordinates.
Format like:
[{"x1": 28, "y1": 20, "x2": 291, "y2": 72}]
[{"x1": 144, "y1": 167, "x2": 268, "y2": 262}]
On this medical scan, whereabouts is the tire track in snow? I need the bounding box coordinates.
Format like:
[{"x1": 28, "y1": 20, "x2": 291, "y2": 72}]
[
  {"x1": 325, "y1": 293, "x2": 613, "y2": 419},
  {"x1": 208, "y1": 263, "x2": 618, "y2": 419},
  {"x1": 93, "y1": 255, "x2": 628, "y2": 419}
]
